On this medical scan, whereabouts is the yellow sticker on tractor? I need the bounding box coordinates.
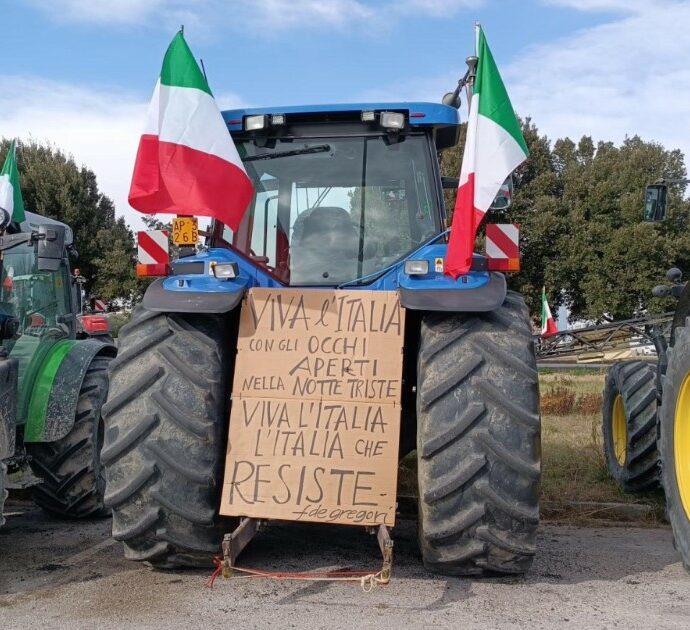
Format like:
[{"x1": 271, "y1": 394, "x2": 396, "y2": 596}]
[
  {"x1": 435, "y1": 257, "x2": 444, "y2": 273},
  {"x1": 172, "y1": 217, "x2": 198, "y2": 246}
]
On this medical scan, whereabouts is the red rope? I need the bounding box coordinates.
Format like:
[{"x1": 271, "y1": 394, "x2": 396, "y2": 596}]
[
  {"x1": 206, "y1": 556, "x2": 381, "y2": 588},
  {"x1": 205, "y1": 557, "x2": 224, "y2": 588}
]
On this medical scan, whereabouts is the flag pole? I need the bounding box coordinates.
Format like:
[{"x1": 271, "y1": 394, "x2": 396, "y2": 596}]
[{"x1": 464, "y1": 23, "x2": 480, "y2": 114}]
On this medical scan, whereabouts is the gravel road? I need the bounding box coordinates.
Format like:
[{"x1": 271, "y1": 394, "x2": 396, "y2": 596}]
[{"x1": 1, "y1": 498, "x2": 689, "y2": 630}]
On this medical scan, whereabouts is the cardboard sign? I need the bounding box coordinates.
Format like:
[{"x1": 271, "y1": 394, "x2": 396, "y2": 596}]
[{"x1": 221, "y1": 289, "x2": 405, "y2": 527}]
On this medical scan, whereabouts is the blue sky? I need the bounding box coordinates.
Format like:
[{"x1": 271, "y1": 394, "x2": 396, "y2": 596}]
[{"x1": 2, "y1": 0, "x2": 689, "y2": 228}]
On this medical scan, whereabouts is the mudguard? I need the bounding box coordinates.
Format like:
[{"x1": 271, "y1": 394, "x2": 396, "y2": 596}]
[
  {"x1": 24, "y1": 339, "x2": 116, "y2": 443},
  {"x1": 671, "y1": 282, "x2": 690, "y2": 346},
  {"x1": 0, "y1": 356, "x2": 18, "y2": 460},
  {"x1": 143, "y1": 277, "x2": 246, "y2": 313},
  {"x1": 398, "y1": 271, "x2": 507, "y2": 312}
]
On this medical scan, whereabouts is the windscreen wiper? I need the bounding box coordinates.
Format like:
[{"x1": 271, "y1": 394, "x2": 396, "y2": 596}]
[{"x1": 243, "y1": 144, "x2": 331, "y2": 162}]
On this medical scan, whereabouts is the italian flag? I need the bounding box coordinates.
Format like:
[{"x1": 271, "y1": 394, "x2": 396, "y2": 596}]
[
  {"x1": 541, "y1": 287, "x2": 558, "y2": 337},
  {"x1": 445, "y1": 25, "x2": 528, "y2": 278},
  {"x1": 129, "y1": 32, "x2": 254, "y2": 230},
  {"x1": 0, "y1": 140, "x2": 26, "y2": 224}
]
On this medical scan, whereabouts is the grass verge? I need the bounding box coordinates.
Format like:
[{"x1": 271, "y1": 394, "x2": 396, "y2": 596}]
[
  {"x1": 539, "y1": 369, "x2": 665, "y2": 525},
  {"x1": 397, "y1": 369, "x2": 666, "y2": 526}
]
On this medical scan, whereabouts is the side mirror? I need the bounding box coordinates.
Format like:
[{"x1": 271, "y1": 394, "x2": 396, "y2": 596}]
[
  {"x1": 37, "y1": 225, "x2": 66, "y2": 271},
  {"x1": 442, "y1": 92, "x2": 462, "y2": 109},
  {"x1": 490, "y1": 176, "x2": 513, "y2": 211},
  {"x1": 644, "y1": 184, "x2": 667, "y2": 222}
]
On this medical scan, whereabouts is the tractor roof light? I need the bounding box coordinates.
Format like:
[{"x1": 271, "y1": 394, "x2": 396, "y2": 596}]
[
  {"x1": 244, "y1": 114, "x2": 269, "y2": 131},
  {"x1": 380, "y1": 111, "x2": 405, "y2": 131},
  {"x1": 271, "y1": 114, "x2": 286, "y2": 126},
  {"x1": 361, "y1": 110, "x2": 376, "y2": 122},
  {"x1": 211, "y1": 261, "x2": 239, "y2": 280},
  {"x1": 404, "y1": 259, "x2": 429, "y2": 276}
]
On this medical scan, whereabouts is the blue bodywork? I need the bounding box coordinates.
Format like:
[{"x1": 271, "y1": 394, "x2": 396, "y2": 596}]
[
  {"x1": 222, "y1": 102, "x2": 460, "y2": 132},
  {"x1": 144, "y1": 102, "x2": 506, "y2": 313},
  {"x1": 146, "y1": 241, "x2": 505, "y2": 314},
  {"x1": 163, "y1": 242, "x2": 490, "y2": 293}
]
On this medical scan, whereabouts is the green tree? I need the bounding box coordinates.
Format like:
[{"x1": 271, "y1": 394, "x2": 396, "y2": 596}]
[
  {"x1": 0, "y1": 139, "x2": 139, "y2": 306},
  {"x1": 440, "y1": 122, "x2": 690, "y2": 323}
]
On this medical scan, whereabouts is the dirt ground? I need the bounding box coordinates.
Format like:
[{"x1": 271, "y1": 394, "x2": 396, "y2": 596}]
[{"x1": 1, "y1": 498, "x2": 689, "y2": 630}]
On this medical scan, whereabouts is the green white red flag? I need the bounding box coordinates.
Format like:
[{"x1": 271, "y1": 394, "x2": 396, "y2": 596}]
[
  {"x1": 445, "y1": 25, "x2": 528, "y2": 278},
  {"x1": 129, "y1": 32, "x2": 253, "y2": 230},
  {"x1": 0, "y1": 140, "x2": 26, "y2": 224},
  {"x1": 541, "y1": 287, "x2": 558, "y2": 337}
]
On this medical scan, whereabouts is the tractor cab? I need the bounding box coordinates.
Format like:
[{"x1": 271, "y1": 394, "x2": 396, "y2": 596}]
[
  {"x1": 0, "y1": 213, "x2": 81, "y2": 424},
  {"x1": 0, "y1": 214, "x2": 76, "y2": 339},
  {"x1": 209, "y1": 103, "x2": 460, "y2": 287}
]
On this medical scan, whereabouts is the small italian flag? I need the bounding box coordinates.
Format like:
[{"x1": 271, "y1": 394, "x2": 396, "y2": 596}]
[
  {"x1": 445, "y1": 25, "x2": 528, "y2": 278},
  {"x1": 0, "y1": 140, "x2": 26, "y2": 224},
  {"x1": 129, "y1": 31, "x2": 254, "y2": 230},
  {"x1": 541, "y1": 287, "x2": 558, "y2": 337}
]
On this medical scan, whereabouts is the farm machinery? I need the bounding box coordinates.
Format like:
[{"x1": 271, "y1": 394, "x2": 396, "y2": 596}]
[
  {"x1": 107, "y1": 99, "x2": 541, "y2": 576},
  {"x1": 0, "y1": 211, "x2": 115, "y2": 526},
  {"x1": 601, "y1": 179, "x2": 690, "y2": 570}
]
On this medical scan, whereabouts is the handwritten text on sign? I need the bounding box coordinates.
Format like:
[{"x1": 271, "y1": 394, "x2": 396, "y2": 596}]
[{"x1": 221, "y1": 289, "x2": 404, "y2": 526}]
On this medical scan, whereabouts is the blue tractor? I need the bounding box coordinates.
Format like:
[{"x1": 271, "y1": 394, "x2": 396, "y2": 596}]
[{"x1": 103, "y1": 102, "x2": 541, "y2": 575}]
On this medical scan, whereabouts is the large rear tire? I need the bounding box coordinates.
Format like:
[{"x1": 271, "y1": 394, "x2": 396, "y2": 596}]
[
  {"x1": 416, "y1": 291, "x2": 541, "y2": 576},
  {"x1": 601, "y1": 361, "x2": 659, "y2": 492},
  {"x1": 659, "y1": 318, "x2": 690, "y2": 571},
  {"x1": 27, "y1": 355, "x2": 111, "y2": 518},
  {"x1": 101, "y1": 306, "x2": 232, "y2": 568}
]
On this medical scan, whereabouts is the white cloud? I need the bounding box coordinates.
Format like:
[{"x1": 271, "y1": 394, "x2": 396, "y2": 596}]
[
  {"x1": 26, "y1": 0, "x2": 210, "y2": 35},
  {"x1": 506, "y1": 1, "x2": 690, "y2": 163},
  {"x1": 396, "y1": 0, "x2": 480, "y2": 15},
  {"x1": 543, "y1": 0, "x2": 667, "y2": 13},
  {"x1": 27, "y1": 0, "x2": 165, "y2": 24},
  {"x1": 26, "y1": 0, "x2": 482, "y2": 30},
  {"x1": 234, "y1": 0, "x2": 374, "y2": 28},
  {"x1": 357, "y1": 1, "x2": 690, "y2": 168},
  {"x1": 0, "y1": 75, "x2": 245, "y2": 229}
]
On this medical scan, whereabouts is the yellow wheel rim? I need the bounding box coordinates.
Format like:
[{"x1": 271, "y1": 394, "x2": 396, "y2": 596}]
[
  {"x1": 612, "y1": 394, "x2": 627, "y2": 466},
  {"x1": 674, "y1": 373, "x2": 690, "y2": 520}
]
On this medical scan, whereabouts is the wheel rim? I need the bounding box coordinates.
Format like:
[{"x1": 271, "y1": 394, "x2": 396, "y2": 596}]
[
  {"x1": 612, "y1": 394, "x2": 627, "y2": 466},
  {"x1": 674, "y1": 373, "x2": 690, "y2": 520}
]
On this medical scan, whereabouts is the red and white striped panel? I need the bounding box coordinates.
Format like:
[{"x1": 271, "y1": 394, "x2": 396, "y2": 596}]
[
  {"x1": 137, "y1": 230, "x2": 169, "y2": 277},
  {"x1": 137, "y1": 230, "x2": 169, "y2": 265},
  {"x1": 485, "y1": 223, "x2": 520, "y2": 272}
]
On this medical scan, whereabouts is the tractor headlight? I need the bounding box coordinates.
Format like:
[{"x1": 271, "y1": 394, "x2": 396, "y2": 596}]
[
  {"x1": 380, "y1": 112, "x2": 405, "y2": 131},
  {"x1": 244, "y1": 115, "x2": 269, "y2": 131},
  {"x1": 211, "y1": 262, "x2": 239, "y2": 279},
  {"x1": 404, "y1": 260, "x2": 429, "y2": 276}
]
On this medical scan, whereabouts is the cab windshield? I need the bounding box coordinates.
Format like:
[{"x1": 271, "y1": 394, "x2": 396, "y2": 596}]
[{"x1": 223, "y1": 134, "x2": 441, "y2": 285}]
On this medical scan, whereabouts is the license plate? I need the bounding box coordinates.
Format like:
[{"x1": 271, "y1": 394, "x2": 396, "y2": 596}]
[{"x1": 172, "y1": 217, "x2": 198, "y2": 246}]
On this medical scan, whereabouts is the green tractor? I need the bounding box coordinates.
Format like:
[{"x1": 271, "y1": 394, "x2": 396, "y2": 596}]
[
  {"x1": 601, "y1": 179, "x2": 690, "y2": 570},
  {"x1": 0, "y1": 211, "x2": 115, "y2": 526}
]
